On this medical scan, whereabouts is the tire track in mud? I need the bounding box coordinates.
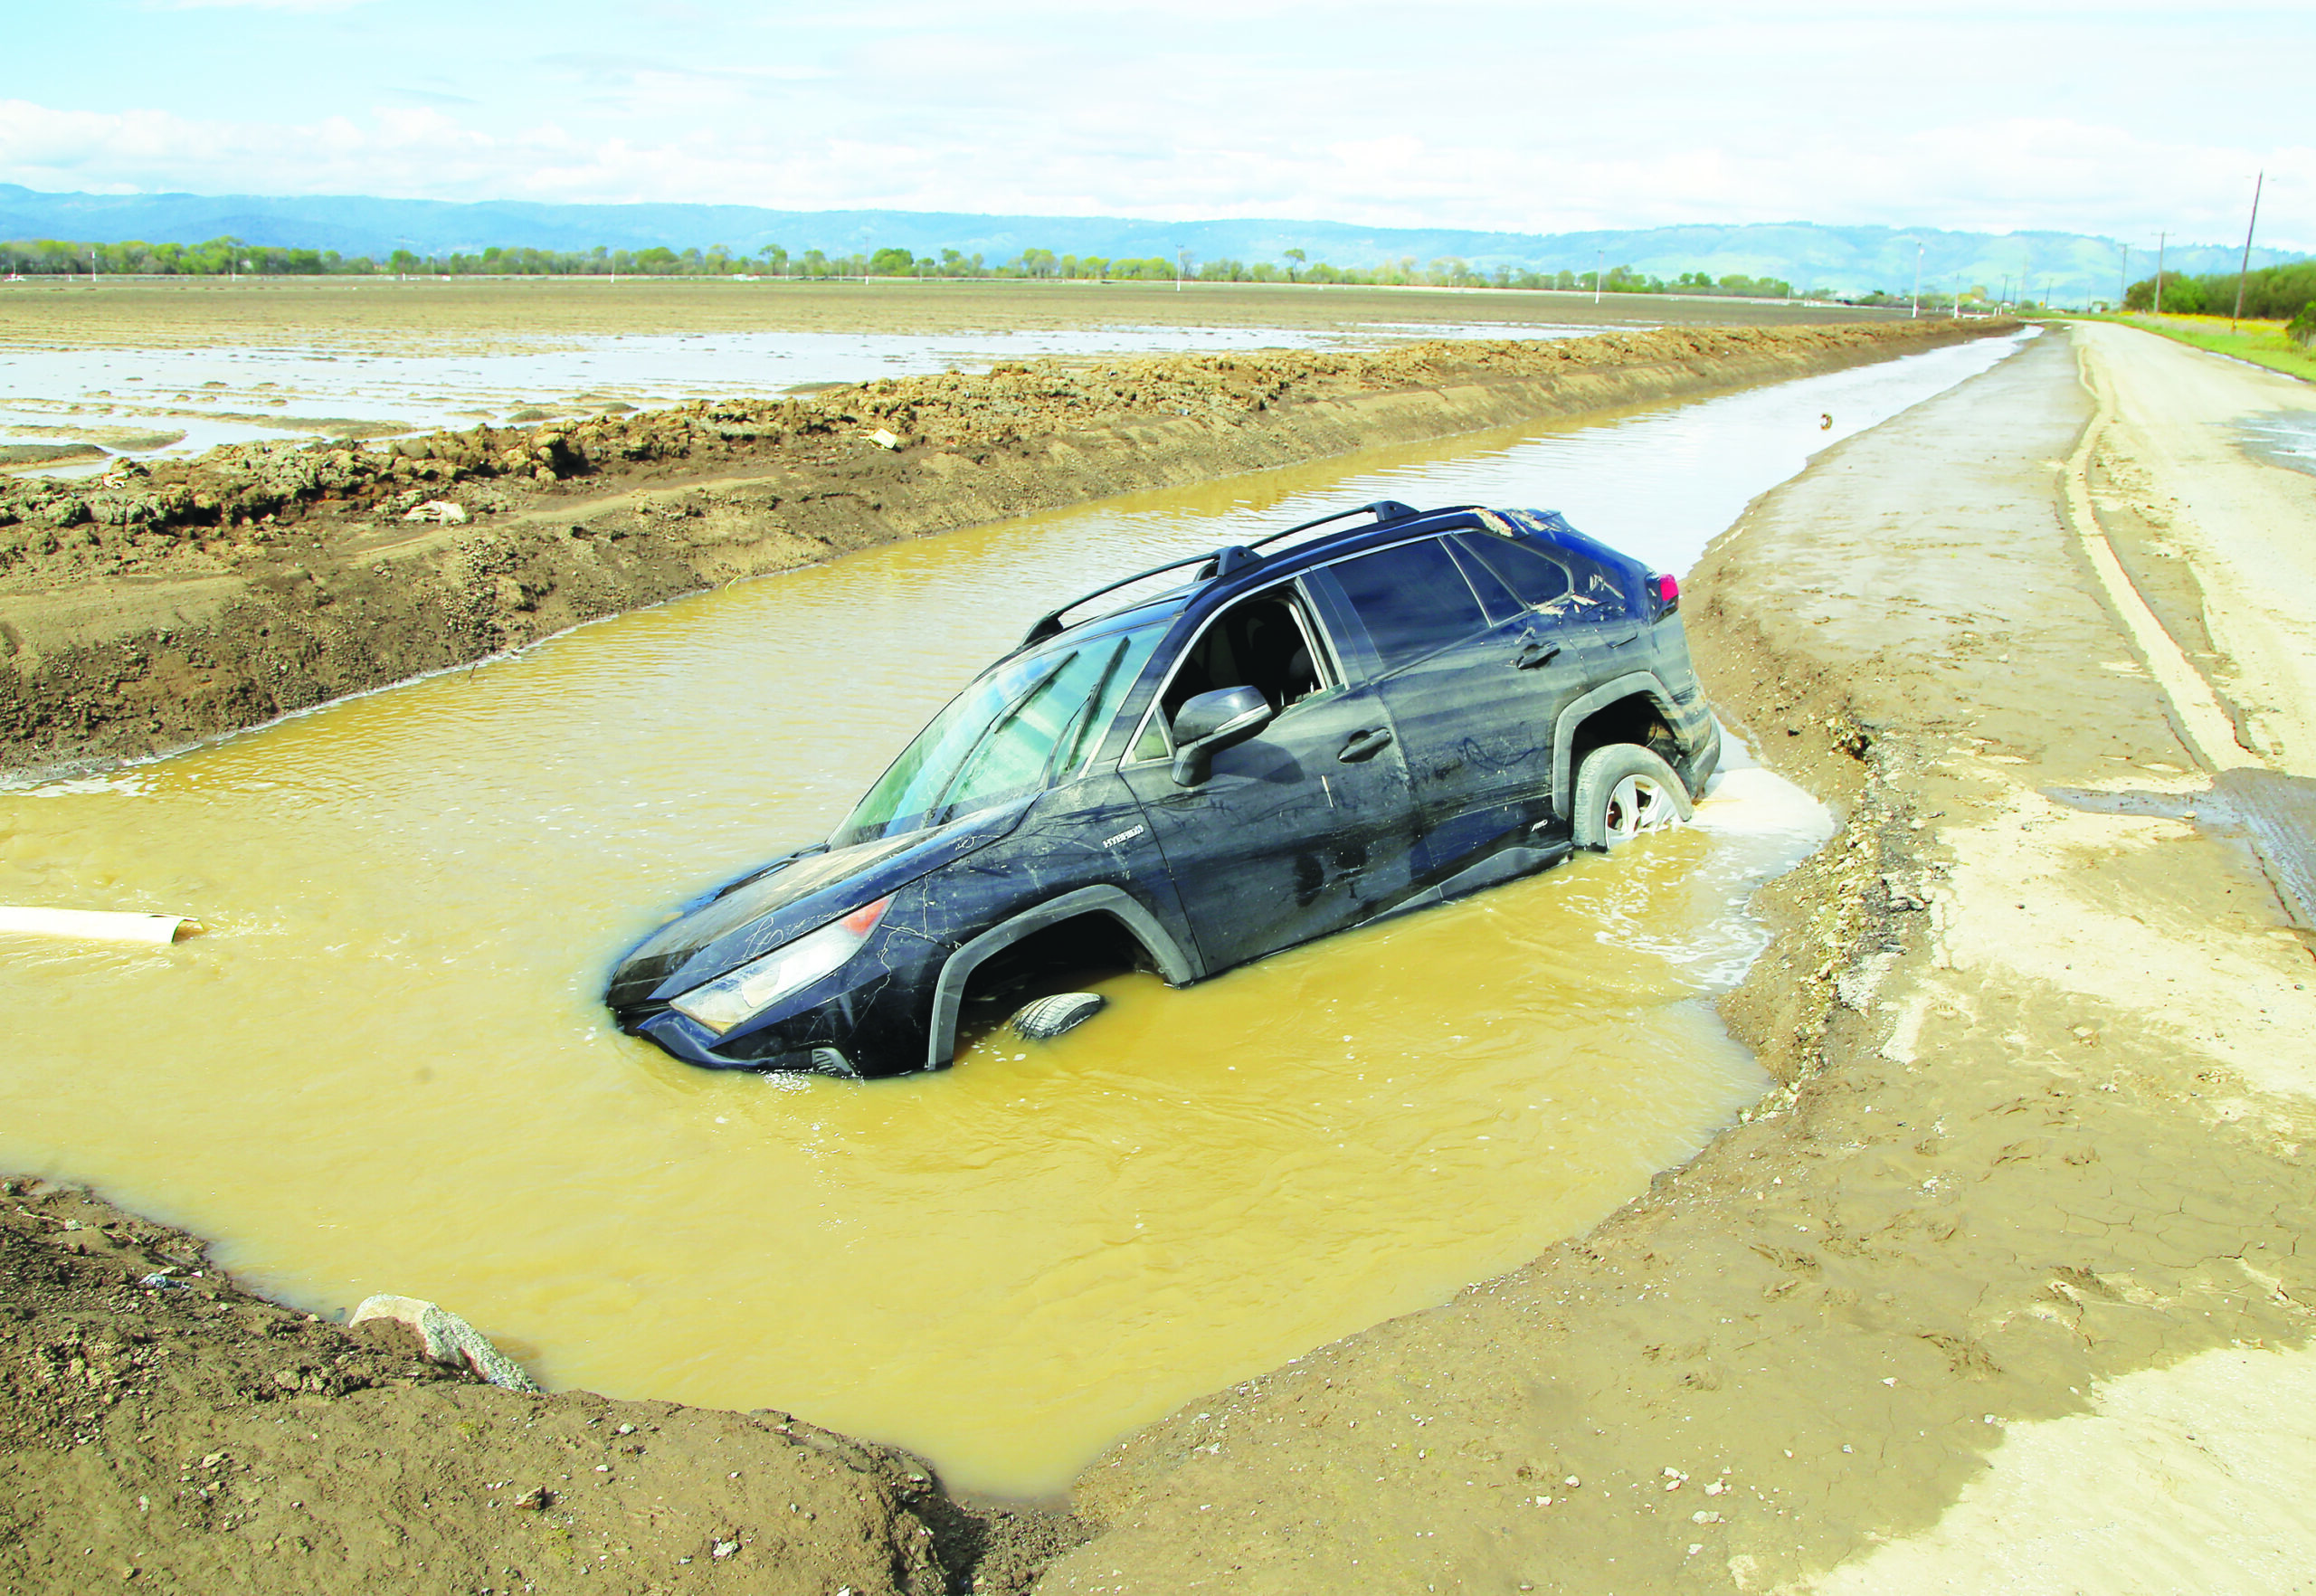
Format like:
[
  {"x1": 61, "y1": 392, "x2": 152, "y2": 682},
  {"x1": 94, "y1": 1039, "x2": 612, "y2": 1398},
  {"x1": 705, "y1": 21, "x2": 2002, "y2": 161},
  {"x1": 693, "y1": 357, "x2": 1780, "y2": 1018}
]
[
  {"x1": 2060, "y1": 343, "x2": 2254, "y2": 772},
  {"x1": 2062, "y1": 330, "x2": 2316, "y2": 935}
]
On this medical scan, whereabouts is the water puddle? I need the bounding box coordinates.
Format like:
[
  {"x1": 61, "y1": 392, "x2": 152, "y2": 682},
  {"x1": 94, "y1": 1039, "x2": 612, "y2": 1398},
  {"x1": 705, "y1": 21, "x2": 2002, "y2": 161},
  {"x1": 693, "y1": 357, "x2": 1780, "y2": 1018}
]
[
  {"x1": 2048, "y1": 768, "x2": 2316, "y2": 931},
  {"x1": 0, "y1": 329, "x2": 2026, "y2": 1495},
  {"x1": 2235, "y1": 409, "x2": 2316, "y2": 479}
]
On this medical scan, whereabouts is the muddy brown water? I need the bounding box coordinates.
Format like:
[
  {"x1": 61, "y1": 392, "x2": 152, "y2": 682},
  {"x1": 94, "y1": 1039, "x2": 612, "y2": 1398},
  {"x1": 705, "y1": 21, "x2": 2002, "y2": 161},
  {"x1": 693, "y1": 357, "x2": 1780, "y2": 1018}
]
[{"x1": 0, "y1": 332, "x2": 2024, "y2": 1496}]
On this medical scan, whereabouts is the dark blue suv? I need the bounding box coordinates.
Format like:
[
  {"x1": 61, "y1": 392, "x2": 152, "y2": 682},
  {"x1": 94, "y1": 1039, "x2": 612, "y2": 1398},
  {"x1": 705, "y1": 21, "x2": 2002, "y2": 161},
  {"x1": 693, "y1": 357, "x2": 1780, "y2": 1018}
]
[{"x1": 606, "y1": 500, "x2": 1720, "y2": 1075}]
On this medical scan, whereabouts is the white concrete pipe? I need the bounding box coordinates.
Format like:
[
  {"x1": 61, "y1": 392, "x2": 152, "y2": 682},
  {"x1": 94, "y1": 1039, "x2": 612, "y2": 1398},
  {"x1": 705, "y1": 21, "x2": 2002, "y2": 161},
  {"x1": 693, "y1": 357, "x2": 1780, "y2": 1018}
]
[{"x1": 0, "y1": 907, "x2": 202, "y2": 945}]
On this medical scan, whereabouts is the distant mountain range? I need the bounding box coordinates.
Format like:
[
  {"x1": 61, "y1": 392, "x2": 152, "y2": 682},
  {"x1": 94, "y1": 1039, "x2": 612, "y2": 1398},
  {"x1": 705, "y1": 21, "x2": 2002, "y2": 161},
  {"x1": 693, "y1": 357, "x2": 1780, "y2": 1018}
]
[{"x1": 2, "y1": 184, "x2": 2302, "y2": 304}]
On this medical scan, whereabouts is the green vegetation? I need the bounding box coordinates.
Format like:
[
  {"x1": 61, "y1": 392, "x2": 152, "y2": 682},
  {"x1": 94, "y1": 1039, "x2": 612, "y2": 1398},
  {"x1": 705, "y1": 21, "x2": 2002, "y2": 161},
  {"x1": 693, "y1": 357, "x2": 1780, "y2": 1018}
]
[
  {"x1": 2086, "y1": 310, "x2": 2316, "y2": 384},
  {"x1": 2122, "y1": 261, "x2": 2316, "y2": 322}
]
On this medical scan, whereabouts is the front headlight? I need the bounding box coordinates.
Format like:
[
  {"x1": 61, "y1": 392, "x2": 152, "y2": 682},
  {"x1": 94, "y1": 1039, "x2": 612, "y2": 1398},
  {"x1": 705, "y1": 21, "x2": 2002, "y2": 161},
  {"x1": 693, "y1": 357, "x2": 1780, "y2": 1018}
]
[{"x1": 669, "y1": 896, "x2": 893, "y2": 1036}]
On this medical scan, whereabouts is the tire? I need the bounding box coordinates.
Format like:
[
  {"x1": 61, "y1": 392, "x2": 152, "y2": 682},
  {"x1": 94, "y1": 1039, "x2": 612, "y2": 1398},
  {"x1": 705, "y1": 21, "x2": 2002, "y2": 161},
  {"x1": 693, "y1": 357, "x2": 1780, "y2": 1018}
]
[
  {"x1": 1571, "y1": 743, "x2": 1694, "y2": 850},
  {"x1": 1011, "y1": 991, "x2": 1106, "y2": 1040}
]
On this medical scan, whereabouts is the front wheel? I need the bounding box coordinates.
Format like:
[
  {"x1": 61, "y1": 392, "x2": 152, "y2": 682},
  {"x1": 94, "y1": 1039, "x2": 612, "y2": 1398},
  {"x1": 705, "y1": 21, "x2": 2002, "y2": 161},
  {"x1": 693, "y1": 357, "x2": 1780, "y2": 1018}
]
[
  {"x1": 1011, "y1": 991, "x2": 1106, "y2": 1040},
  {"x1": 1571, "y1": 744, "x2": 1694, "y2": 850}
]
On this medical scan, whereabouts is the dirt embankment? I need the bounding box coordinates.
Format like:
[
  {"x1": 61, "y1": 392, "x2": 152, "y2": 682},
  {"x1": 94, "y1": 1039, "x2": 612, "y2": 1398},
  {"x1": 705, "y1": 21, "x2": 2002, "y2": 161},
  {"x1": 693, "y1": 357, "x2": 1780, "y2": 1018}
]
[
  {"x1": 0, "y1": 1179, "x2": 1081, "y2": 1594},
  {"x1": 0, "y1": 318, "x2": 2004, "y2": 775}
]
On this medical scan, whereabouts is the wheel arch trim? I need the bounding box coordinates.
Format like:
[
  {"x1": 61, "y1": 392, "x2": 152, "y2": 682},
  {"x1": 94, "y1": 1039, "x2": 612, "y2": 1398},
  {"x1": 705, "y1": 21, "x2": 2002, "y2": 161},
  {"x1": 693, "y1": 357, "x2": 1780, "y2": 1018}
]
[
  {"x1": 924, "y1": 887, "x2": 1199, "y2": 1070},
  {"x1": 1551, "y1": 670, "x2": 1678, "y2": 821}
]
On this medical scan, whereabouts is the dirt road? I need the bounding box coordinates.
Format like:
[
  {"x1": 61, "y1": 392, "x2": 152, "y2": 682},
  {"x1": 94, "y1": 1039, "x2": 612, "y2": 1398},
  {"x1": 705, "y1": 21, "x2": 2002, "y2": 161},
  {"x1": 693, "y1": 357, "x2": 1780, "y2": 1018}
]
[
  {"x1": 1030, "y1": 324, "x2": 2316, "y2": 1591},
  {"x1": 2075, "y1": 319, "x2": 2316, "y2": 776}
]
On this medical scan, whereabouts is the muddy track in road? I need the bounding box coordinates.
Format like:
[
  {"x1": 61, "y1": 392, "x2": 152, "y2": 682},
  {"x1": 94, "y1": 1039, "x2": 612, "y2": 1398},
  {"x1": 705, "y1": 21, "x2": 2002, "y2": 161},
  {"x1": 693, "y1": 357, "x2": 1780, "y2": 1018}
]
[{"x1": 0, "y1": 318, "x2": 2006, "y2": 776}]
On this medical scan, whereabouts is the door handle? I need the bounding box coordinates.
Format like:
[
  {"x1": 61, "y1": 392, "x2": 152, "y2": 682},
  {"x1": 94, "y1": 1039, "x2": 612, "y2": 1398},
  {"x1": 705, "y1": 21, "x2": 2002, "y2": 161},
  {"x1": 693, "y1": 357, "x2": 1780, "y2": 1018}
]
[
  {"x1": 1514, "y1": 640, "x2": 1561, "y2": 670},
  {"x1": 1337, "y1": 727, "x2": 1394, "y2": 763},
  {"x1": 1603, "y1": 631, "x2": 1640, "y2": 650}
]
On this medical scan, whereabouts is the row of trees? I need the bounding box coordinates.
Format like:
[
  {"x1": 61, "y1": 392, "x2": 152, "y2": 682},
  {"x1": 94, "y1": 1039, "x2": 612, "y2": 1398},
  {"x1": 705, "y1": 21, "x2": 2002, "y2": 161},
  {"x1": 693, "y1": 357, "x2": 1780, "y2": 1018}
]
[
  {"x1": 2123, "y1": 261, "x2": 2316, "y2": 322},
  {"x1": 1, "y1": 237, "x2": 340, "y2": 277},
  {"x1": 4, "y1": 233, "x2": 1817, "y2": 299}
]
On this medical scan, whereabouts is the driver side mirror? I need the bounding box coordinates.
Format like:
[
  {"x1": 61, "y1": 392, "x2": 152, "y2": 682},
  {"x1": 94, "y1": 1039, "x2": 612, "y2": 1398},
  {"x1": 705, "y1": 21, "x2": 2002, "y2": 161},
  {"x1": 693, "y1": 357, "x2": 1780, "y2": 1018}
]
[{"x1": 1170, "y1": 686, "x2": 1274, "y2": 787}]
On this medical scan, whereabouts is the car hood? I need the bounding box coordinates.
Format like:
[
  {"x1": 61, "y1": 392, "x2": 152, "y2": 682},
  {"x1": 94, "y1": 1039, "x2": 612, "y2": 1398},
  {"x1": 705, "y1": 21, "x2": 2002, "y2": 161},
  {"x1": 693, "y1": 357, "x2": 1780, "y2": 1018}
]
[{"x1": 605, "y1": 803, "x2": 1030, "y2": 1015}]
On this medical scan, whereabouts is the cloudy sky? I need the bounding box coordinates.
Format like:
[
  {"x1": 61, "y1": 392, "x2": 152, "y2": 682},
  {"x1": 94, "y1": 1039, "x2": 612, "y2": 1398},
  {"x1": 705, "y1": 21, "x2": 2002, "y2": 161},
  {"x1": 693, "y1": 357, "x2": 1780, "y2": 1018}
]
[{"x1": 5, "y1": 0, "x2": 2309, "y2": 250}]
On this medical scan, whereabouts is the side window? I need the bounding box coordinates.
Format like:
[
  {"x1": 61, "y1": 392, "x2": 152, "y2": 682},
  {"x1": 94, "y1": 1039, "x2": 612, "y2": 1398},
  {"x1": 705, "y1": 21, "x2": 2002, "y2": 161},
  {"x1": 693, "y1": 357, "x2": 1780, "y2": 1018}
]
[
  {"x1": 1132, "y1": 585, "x2": 1334, "y2": 760},
  {"x1": 1453, "y1": 533, "x2": 1572, "y2": 614},
  {"x1": 1328, "y1": 537, "x2": 1490, "y2": 672}
]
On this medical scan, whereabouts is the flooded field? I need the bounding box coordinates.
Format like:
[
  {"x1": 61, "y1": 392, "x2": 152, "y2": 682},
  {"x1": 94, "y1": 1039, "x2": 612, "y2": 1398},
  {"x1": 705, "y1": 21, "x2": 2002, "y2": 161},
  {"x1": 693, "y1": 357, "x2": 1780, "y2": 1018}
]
[
  {"x1": 0, "y1": 277, "x2": 1715, "y2": 475},
  {"x1": 0, "y1": 317, "x2": 1618, "y2": 473},
  {"x1": 0, "y1": 329, "x2": 2024, "y2": 1496}
]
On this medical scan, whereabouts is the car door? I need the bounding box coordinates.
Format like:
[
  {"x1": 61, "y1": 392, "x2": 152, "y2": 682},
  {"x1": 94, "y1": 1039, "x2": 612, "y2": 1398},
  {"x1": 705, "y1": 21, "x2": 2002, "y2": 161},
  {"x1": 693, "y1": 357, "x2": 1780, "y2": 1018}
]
[
  {"x1": 1305, "y1": 533, "x2": 1552, "y2": 883},
  {"x1": 1116, "y1": 579, "x2": 1420, "y2": 974},
  {"x1": 1438, "y1": 529, "x2": 1627, "y2": 806},
  {"x1": 1526, "y1": 539, "x2": 1647, "y2": 680}
]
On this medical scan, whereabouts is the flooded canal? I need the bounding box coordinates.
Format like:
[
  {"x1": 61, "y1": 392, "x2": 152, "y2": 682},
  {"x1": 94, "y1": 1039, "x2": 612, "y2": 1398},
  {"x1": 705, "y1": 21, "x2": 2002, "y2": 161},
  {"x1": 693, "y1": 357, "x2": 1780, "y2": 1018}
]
[{"x1": 0, "y1": 330, "x2": 2026, "y2": 1496}]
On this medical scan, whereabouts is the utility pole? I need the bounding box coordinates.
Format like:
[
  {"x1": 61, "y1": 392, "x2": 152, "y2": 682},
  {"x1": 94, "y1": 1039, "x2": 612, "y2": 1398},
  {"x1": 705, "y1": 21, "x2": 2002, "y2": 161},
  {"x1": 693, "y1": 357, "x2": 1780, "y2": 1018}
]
[
  {"x1": 2119, "y1": 243, "x2": 2129, "y2": 309},
  {"x1": 2231, "y1": 169, "x2": 2264, "y2": 332},
  {"x1": 1909, "y1": 240, "x2": 1922, "y2": 318},
  {"x1": 1176, "y1": 246, "x2": 1188, "y2": 292},
  {"x1": 2153, "y1": 232, "x2": 2166, "y2": 316},
  {"x1": 1594, "y1": 248, "x2": 1603, "y2": 305}
]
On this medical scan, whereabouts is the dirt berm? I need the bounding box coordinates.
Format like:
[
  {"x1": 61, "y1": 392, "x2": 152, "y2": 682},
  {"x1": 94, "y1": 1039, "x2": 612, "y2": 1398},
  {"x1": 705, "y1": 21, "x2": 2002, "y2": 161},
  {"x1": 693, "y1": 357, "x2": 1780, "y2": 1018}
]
[{"x1": 0, "y1": 318, "x2": 2002, "y2": 774}]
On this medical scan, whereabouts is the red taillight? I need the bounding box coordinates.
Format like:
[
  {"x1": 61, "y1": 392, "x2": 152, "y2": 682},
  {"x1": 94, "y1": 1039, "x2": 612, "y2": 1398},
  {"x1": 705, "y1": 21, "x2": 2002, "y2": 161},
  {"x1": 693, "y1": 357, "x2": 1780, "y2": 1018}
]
[
  {"x1": 840, "y1": 896, "x2": 894, "y2": 936},
  {"x1": 1653, "y1": 572, "x2": 1680, "y2": 613}
]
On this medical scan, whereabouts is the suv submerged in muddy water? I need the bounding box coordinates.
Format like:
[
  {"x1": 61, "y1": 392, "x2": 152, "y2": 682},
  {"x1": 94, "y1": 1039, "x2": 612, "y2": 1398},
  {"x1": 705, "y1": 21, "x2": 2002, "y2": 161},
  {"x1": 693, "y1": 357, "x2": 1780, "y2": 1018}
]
[{"x1": 605, "y1": 500, "x2": 1721, "y2": 1076}]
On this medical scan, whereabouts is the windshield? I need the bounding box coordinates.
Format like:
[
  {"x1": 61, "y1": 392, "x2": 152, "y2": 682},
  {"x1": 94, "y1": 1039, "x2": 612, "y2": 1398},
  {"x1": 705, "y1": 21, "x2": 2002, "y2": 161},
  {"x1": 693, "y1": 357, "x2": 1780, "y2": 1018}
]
[{"x1": 832, "y1": 625, "x2": 1164, "y2": 848}]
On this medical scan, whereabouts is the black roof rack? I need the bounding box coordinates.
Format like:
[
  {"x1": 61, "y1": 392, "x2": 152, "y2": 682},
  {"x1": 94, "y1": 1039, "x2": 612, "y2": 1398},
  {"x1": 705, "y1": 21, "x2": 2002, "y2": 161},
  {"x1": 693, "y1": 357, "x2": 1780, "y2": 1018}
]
[
  {"x1": 1016, "y1": 501, "x2": 1465, "y2": 649},
  {"x1": 1018, "y1": 549, "x2": 1227, "y2": 648},
  {"x1": 1245, "y1": 499, "x2": 1423, "y2": 552}
]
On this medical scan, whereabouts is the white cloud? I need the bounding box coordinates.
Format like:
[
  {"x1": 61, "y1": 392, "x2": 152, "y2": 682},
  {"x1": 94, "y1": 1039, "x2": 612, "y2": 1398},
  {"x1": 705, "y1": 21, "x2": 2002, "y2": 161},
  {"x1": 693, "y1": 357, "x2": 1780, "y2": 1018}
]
[
  {"x1": 142, "y1": 0, "x2": 374, "y2": 10},
  {"x1": 2, "y1": 91, "x2": 2307, "y2": 255},
  {"x1": 4, "y1": 1, "x2": 2312, "y2": 252}
]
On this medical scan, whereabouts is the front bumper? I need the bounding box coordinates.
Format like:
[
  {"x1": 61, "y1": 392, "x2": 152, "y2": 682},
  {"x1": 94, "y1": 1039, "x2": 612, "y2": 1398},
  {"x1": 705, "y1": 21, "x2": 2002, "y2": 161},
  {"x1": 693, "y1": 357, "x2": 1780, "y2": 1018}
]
[{"x1": 621, "y1": 927, "x2": 948, "y2": 1077}]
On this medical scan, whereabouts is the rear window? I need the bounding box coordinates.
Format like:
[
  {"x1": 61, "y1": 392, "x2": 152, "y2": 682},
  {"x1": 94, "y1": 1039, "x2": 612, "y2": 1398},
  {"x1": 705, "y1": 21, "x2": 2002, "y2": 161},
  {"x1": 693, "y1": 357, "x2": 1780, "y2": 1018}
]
[{"x1": 1328, "y1": 539, "x2": 1490, "y2": 671}]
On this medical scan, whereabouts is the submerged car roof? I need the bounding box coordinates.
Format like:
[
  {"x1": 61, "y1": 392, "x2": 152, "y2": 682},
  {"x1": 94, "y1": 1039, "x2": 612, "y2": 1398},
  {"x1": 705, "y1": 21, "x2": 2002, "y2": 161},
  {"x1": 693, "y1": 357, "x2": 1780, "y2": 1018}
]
[{"x1": 1012, "y1": 499, "x2": 1628, "y2": 662}]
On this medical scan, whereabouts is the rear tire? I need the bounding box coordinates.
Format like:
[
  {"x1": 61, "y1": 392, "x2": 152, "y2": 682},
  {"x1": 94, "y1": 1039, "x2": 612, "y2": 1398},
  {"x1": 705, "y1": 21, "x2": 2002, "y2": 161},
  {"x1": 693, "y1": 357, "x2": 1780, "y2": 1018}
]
[
  {"x1": 1572, "y1": 743, "x2": 1694, "y2": 850},
  {"x1": 1011, "y1": 991, "x2": 1106, "y2": 1040}
]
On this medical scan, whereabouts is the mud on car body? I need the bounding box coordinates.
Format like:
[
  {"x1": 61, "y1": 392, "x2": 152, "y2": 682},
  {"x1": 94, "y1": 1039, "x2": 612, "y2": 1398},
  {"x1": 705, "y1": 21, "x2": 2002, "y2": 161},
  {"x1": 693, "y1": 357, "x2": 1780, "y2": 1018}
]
[{"x1": 605, "y1": 500, "x2": 1722, "y2": 1076}]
